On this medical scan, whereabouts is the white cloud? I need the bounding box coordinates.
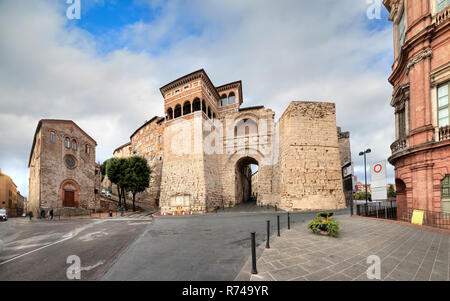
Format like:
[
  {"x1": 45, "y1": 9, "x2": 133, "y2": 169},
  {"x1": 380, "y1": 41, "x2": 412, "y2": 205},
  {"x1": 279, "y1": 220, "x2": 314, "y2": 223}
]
[{"x1": 0, "y1": 0, "x2": 396, "y2": 197}]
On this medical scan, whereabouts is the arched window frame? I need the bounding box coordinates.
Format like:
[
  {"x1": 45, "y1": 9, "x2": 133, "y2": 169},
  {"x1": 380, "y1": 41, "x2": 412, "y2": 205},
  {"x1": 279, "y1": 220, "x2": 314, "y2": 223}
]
[
  {"x1": 221, "y1": 94, "x2": 228, "y2": 106},
  {"x1": 65, "y1": 137, "x2": 70, "y2": 149},
  {"x1": 183, "y1": 101, "x2": 191, "y2": 115},
  {"x1": 72, "y1": 139, "x2": 77, "y2": 151},
  {"x1": 174, "y1": 104, "x2": 182, "y2": 118},
  {"x1": 50, "y1": 131, "x2": 56, "y2": 144},
  {"x1": 193, "y1": 98, "x2": 201, "y2": 112},
  {"x1": 167, "y1": 108, "x2": 173, "y2": 120},
  {"x1": 228, "y1": 92, "x2": 236, "y2": 104}
]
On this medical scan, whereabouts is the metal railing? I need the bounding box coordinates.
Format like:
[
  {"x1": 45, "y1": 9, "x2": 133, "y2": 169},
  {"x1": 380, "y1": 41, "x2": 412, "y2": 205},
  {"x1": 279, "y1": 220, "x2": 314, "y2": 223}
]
[
  {"x1": 356, "y1": 201, "x2": 397, "y2": 220},
  {"x1": 397, "y1": 207, "x2": 450, "y2": 230},
  {"x1": 356, "y1": 201, "x2": 450, "y2": 230}
]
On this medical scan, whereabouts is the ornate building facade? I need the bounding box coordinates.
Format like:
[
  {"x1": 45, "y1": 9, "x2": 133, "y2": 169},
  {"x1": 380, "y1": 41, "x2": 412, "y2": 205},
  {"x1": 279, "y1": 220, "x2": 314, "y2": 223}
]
[
  {"x1": 384, "y1": 0, "x2": 450, "y2": 214},
  {"x1": 113, "y1": 69, "x2": 351, "y2": 214},
  {"x1": 28, "y1": 120, "x2": 101, "y2": 215}
]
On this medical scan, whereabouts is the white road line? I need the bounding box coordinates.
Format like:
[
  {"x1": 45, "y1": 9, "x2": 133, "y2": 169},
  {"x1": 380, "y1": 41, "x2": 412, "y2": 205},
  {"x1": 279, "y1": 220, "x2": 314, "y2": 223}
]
[
  {"x1": 0, "y1": 236, "x2": 72, "y2": 266},
  {"x1": 0, "y1": 220, "x2": 106, "y2": 266}
]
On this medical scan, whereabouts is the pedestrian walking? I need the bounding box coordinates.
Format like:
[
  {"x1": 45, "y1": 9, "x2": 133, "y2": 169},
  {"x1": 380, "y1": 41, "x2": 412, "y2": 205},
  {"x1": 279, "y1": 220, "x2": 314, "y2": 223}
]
[
  {"x1": 120, "y1": 206, "x2": 124, "y2": 217},
  {"x1": 50, "y1": 209, "x2": 54, "y2": 220},
  {"x1": 28, "y1": 211, "x2": 33, "y2": 221}
]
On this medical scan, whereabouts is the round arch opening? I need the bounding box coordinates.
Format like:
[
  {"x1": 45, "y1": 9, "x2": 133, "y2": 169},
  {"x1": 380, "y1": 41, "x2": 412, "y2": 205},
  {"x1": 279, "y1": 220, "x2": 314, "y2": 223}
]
[{"x1": 235, "y1": 156, "x2": 259, "y2": 205}]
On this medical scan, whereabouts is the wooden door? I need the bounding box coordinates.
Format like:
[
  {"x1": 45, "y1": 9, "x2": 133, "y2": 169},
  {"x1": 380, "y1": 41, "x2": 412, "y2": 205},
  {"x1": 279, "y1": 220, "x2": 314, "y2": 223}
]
[{"x1": 64, "y1": 190, "x2": 75, "y2": 207}]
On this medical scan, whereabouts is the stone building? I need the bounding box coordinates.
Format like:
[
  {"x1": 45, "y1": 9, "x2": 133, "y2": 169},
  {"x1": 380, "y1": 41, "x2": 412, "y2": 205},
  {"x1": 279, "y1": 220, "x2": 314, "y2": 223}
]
[
  {"x1": 0, "y1": 168, "x2": 25, "y2": 217},
  {"x1": 384, "y1": 0, "x2": 450, "y2": 214},
  {"x1": 113, "y1": 69, "x2": 351, "y2": 214},
  {"x1": 28, "y1": 120, "x2": 101, "y2": 215}
]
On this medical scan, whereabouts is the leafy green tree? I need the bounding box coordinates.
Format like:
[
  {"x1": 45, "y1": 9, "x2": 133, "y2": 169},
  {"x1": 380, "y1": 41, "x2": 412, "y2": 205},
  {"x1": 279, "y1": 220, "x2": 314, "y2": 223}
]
[
  {"x1": 126, "y1": 156, "x2": 151, "y2": 211},
  {"x1": 106, "y1": 157, "x2": 130, "y2": 210},
  {"x1": 100, "y1": 159, "x2": 111, "y2": 182},
  {"x1": 387, "y1": 184, "x2": 396, "y2": 198}
]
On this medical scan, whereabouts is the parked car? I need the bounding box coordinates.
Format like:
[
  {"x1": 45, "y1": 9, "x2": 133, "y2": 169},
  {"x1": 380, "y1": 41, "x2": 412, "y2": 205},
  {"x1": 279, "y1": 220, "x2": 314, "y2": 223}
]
[
  {"x1": 0, "y1": 209, "x2": 7, "y2": 221},
  {"x1": 101, "y1": 189, "x2": 106, "y2": 195},
  {"x1": 105, "y1": 191, "x2": 111, "y2": 198}
]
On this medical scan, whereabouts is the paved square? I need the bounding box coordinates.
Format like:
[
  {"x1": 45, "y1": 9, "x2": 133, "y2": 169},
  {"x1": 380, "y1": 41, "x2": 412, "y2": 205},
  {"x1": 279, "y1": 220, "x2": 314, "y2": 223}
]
[{"x1": 240, "y1": 216, "x2": 450, "y2": 281}]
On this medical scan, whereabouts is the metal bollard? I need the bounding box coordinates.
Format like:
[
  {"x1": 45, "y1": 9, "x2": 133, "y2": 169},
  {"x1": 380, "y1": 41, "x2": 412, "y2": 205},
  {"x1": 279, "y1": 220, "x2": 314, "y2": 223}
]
[
  {"x1": 251, "y1": 232, "x2": 257, "y2": 274},
  {"x1": 277, "y1": 215, "x2": 280, "y2": 236},
  {"x1": 266, "y1": 220, "x2": 270, "y2": 249},
  {"x1": 287, "y1": 212, "x2": 290, "y2": 230}
]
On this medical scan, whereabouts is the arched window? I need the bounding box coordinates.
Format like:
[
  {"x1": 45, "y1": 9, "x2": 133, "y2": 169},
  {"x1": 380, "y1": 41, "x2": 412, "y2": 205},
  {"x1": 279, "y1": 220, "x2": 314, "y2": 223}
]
[
  {"x1": 174, "y1": 104, "x2": 182, "y2": 118},
  {"x1": 65, "y1": 137, "x2": 70, "y2": 148},
  {"x1": 72, "y1": 139, "x2": 77, "y2": 151},
  {"x1": 202, "y1": 101, "x2": 206, "y2": 114},
  {"x1": 207, "y1": 107, "x2": 212, "y2": 119},
  {"x1": 193, "y1": 98, "x2": 201, "y2": 112},
  {"x1": 441, "y1": 175, "x2": 450, "y2": 213},
  {"x1": 50, "y1": 132, "x2": 56, "y2": 143},
  {"x1": 228, "y1": 92, "x2": 236, "y2": 104},
  {"x1": 221, "y1": 94, "x2": 228, "y2": 106},
  {"x1": 85, "y1": 144, "x2": 90, "y2": 154},
  {"x1": 183, "y1": 101, "x2": 191, "y2": 115},
  {"x1": 167, "y1": 108, "x2": 173, "y2": 120}
]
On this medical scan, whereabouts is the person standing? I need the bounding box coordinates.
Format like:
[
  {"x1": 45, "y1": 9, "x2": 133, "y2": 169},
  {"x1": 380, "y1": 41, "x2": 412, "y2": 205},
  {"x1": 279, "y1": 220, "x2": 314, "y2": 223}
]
[
  {"x1": 50, "y1": 209, "x2": 54, "y2": 220},
  {"x1": 28, "y1": 211, "x2": 33, "y2": 221}
]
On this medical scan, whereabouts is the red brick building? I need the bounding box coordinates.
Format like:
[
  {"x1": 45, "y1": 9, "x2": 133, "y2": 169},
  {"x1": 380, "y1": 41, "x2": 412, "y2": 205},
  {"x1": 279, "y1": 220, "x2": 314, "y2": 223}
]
[{"x1": 384, "y1": 0, "x2": 450, "y2": 214}]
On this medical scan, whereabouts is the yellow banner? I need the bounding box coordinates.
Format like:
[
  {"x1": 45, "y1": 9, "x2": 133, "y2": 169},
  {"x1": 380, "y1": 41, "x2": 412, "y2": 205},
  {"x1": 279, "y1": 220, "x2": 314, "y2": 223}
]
[{"x1": 411, "y1": 210, "x2": 424, "y2": 226}]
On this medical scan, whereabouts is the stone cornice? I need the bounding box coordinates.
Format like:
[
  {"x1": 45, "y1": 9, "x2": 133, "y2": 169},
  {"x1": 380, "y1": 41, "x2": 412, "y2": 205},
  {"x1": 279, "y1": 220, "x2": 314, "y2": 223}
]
[
  {"x1": 406, "y1": 48, "x2": 433, "y2": 74},
  {"x1": 159, "y1": 69, "x2": 220, "y2": 100},
  {"x1": 391, "y1": 83, "x2": 410, "y2": 110}
]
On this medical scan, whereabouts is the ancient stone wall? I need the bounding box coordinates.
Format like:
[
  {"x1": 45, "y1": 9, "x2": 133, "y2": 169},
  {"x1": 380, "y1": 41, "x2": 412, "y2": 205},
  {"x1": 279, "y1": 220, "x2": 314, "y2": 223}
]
[
  {"x1": 159, "y1": 114, "x2": 208, "y2": 214},
  {"x1": 278, "y1": 102, "x2": 346, "y2": 211}
]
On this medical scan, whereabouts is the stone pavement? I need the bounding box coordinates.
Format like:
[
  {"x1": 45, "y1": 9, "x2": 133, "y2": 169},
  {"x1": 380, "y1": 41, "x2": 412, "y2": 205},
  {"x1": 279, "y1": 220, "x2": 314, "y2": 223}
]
[{"x1": 237, "y1": 216, "x2": 450, "y2": 281}]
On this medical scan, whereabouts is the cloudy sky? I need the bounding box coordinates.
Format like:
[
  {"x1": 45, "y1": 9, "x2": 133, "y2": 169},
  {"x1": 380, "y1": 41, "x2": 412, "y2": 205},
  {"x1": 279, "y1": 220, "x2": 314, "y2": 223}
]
[{"x1": 0, "y1": 0, "x2": 395, "y2": 197}]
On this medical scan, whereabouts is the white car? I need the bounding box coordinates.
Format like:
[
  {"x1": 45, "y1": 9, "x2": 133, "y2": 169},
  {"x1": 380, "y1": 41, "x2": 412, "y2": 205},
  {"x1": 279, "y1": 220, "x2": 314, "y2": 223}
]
[{"x1": 0, "y1": 209, "x2": 7, "y2": 221}]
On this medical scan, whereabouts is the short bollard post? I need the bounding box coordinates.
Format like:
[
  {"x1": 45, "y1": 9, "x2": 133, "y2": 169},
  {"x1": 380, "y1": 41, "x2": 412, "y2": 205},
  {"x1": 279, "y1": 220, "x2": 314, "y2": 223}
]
[
  {"x1": 266, "y1": 220, "x2": 270, "y2": 249},
  {"x1": 277, "y1": 215, "x2": 280, "y2": 236},
  {"x1": 251, "y1": 232, "x2": 257, "y2": 274},
  {"x1": 287, "y1": 212, "x2": 290, "y2": 230}
]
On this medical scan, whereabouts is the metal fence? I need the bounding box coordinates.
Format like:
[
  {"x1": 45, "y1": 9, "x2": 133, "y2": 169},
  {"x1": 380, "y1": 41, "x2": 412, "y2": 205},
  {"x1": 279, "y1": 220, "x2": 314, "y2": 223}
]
[
  {"x1": 397, "y1": 207, "x2": 450, "y2": 230},
  {"x1": 356, "y1": 201, "x2": 450, "y2": 230},
  {"x1": 356, "y1": 201, "x2": 397, "y2": 220}
]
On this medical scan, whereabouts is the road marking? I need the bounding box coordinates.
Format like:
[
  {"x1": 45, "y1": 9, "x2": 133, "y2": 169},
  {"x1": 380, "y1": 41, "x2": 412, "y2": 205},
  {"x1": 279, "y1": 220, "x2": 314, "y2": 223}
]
[
  {"x1": 0, "y1": 236, "x2": 72, "y2": 266},
  {"x1": 81, "y1": 260, "x2": 104, "y2": 271},
  {"x1": 0, "y1": 220, "x2": 106, "y2": 266}
]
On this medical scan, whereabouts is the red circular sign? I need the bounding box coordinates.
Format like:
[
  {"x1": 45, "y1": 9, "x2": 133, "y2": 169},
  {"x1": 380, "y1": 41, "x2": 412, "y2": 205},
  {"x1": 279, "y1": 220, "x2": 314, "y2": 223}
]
[{"x1": 374, "y1": 164, "x2": 382, "y2": 173}]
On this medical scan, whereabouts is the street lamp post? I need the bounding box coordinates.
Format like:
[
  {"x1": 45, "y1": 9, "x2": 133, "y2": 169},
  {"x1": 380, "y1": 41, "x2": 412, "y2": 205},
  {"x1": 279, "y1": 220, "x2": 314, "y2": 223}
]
[{"x1": 359, "y1": 149, "x2": 371, "y2": 211}]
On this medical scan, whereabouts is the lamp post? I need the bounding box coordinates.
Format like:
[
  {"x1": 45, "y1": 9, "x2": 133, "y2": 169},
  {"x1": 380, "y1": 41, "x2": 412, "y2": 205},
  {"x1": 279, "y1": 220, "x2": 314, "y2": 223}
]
[{"x1": 359, "y1": 148, "x2": 371, "y2": 207}]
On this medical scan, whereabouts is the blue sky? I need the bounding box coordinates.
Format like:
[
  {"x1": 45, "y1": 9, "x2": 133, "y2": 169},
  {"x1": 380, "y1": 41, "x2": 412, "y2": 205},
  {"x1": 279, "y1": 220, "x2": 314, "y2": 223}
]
[{"x1": 0, "y1": 0, "x2": 396, "y2": 196}]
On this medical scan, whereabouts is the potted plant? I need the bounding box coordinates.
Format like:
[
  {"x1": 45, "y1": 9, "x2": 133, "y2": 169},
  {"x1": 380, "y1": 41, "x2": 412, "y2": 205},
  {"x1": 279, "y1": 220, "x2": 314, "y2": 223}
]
[{"x1": 307, "y1": 212, "x2": 339, "y2": 237}]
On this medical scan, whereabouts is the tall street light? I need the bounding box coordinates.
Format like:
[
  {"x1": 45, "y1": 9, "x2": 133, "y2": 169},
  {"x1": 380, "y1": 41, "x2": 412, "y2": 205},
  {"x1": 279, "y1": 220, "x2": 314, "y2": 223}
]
[{"x1": 359, "y1": 148, "x2": 371, "y2": 207}]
